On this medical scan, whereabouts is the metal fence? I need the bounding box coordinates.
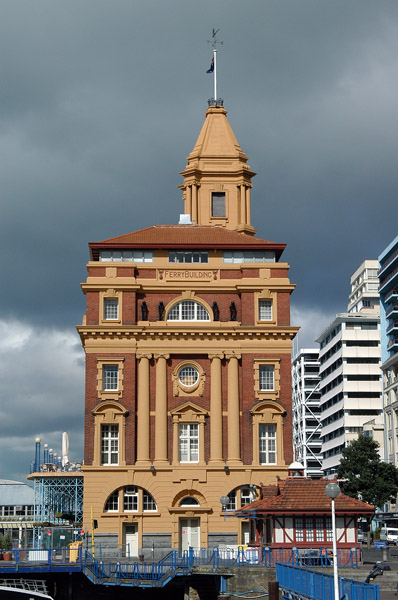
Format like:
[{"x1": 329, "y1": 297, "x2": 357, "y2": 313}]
[{"x1": 276, "y1": 563, "x2": 379, "y2": 600}]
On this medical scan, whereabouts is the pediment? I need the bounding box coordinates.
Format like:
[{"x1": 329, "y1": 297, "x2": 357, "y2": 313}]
[
  {"x1": 170, "y1": 401, "x2": 208, "y2": 418},
  {"x1": 92, "y1": 400, "x2": 129, "y2": 416},
  {"x1": 251, "y1": 400, "x2": 285, "y2": 416}
]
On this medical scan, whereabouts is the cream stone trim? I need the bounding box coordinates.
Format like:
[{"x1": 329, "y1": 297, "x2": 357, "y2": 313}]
[
  {"x1": 170, "y1": 402, "x2": 208, "y2": 465},
  {"x1": 136, "y1": 353, "x2": 152, "y2": 464},
  {"x1": 209, "y1": 354, "x2": 224, "y2": 463},
  {"x1": 251, "y1": 400, "x2": 285, "y2": 466},
  {"x1": 100, "y1": 288, "x2": 122, "y2": 325},
  {"x1": 92, "y1": 400, "x2": 128, "y2": 467},
  {"x1": 254, "y1": 290, "x2": 277, "y2": 325},
  {"x1": 226, "y1": 354, "x2": 242, "y2": 464},
  {"x1": 172, "y1": 360, "x2": 205, "y2": 397},
  {"x1": 96, "y1": 357, "x2": 125, "y2": 401},
  {"x1": 253, "y1": 358, "x2": 281, "y2": 401},
  {"x1": 154, "y1": 354, "x2": 170, "y2": 463}
]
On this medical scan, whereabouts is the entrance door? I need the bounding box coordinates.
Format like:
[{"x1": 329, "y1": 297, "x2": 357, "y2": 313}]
[
  {"x1": 242, "y1": 522, "x2": 250, "y2": 546},
  {"x1": 124, "y1": 524, "x2": 138, "y2": 557},
  {"x1": 179, "y1": 518, "x2": 200, "y2": 551}
]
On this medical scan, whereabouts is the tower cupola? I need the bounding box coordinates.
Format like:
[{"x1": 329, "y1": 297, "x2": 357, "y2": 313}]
[{"x1": 180, "y1": 105, "x2": 256, "y2": 235}]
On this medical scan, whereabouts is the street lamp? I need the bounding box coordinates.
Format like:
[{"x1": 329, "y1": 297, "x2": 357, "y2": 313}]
[
  {"x1": 325, "y1": 482, "x2": 341, "y2": 600},
  {"x1": 220, "y1": 495, "x2": 230, "y2": 512}
]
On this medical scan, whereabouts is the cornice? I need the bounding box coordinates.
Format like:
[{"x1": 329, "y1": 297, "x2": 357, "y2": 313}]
[{"x1": 77, "y1": 324, "x2": 299, "y2": 344}]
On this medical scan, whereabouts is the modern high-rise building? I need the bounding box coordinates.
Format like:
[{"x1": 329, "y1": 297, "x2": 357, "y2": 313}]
[
  {"x1": 347, "y1": 260, "x2": 380, "y2": 314},
  {"x1": 379, "y1": 235, "x2": 398, "y2": 466},
  {"x1": 291, "y1": 349, "x2": 322, "y2": 478},
  {"x1": 316, "y1": 261, "x2": 382, "y2": 475},
  {"x1": 78, "y1": 102, "x2": 298, "y2": 554}
]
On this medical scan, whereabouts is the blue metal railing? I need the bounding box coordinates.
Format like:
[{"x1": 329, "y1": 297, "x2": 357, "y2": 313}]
[{"x1": 276, "y1": 563, "x2": 379, "y2": 600}]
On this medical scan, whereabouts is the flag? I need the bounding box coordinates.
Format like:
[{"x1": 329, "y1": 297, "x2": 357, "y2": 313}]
[{"x1": 206, "y1": 57, "x2": 214, "y2": 73}]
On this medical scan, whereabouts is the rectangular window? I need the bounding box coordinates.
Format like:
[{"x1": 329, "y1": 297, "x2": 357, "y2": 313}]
[
  {"x1": 259, "y1": 424, "x2": 276, "y2": 464},
  {"x1": 212, "y1": 192, "x2": 226, "y2": 217},
  {"x1": 316, "y1": 518, "x2": 324, "y2": 542},
  {"x1": 124, "y1": 487, "x2": 138, "y2": 511},
  {"x1": 326, "y1": 517, "x2": 333, "y2": 542},
  {"x1": 104, "y1": 298, "x2": 118, "y2": 320},
  {"x1": 168, "y1": 251, "x2": 208, "y2": 263},
  {"x1": 259, "y1": 365, "x2": 275, "y2": 391},
  {"x1": 99, "y1": 250, "x2": 153, "y2": 262},
  {"x1": 223, "y1": 250, "x2": 275, "y2": 263},
  {"x1": 103, "y1": 365, "x2": 118, "y2": 390},
  {"x1": 101, "y1": 424, "x2": 119, "y2": 465},
  {"x1": 305, "y1": 518, "x2": 314, "y2": 542},
  {"x1": 179, "y1": 423, "x2": 199, "y2": 463},
  {"x1": 259, "y1": 299, "x2": 272, "y2": 321},
  {"x1": 295, "y1": 517, "x2": 304, "y2": 542}
]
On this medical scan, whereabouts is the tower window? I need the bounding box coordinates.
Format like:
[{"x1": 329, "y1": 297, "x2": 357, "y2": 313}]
[
  {"x1": 178, "y1": 366, "x2": 199, "y2": 387},
  {"x1": 259, "y1": 299, "x2": 272, "y2": 321},
  {"x1": 259, "y1": 365, "x2": 275, "y2": 391},
  {"x1": 104, "y1": 298, "x2": 119, "y2": 320},
  {"x1": 212, "y1": 192, "x2": 226, "y2": 217},
  {"x1": 167, "y1": 300, "x2": 210, "y2": 321},
  {"x1": 101, "y1": 425, "x2": 119, "y2": 465},
  {"x1": 103, "y1": 365, "x2": 119, "y2": 390},
  {"x1": 179, "y1": 423, "x2": 199, "y2": 463},
  {"x1": 259, "y1": 424, "x2": 276, "y2": 464}
]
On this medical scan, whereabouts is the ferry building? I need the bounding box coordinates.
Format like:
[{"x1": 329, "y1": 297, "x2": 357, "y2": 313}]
[{"x1": 78, "y1": 100, "x2": 298, "y2": 555}]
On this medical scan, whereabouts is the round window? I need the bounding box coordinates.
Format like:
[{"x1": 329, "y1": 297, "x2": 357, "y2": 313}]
[{"x1": 178, "y1": 366, "x2": 199, "y2": 387}]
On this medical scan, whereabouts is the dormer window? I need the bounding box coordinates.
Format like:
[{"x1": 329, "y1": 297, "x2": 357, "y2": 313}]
[{"x1": 211, "y1": 192, "x2": 226, "y2": 217}]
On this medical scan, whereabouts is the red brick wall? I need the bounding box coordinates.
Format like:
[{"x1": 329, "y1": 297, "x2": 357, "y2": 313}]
[
  {"x1": 277, "y1": 292, "x2": 291, "y2": 326},
  {"x1": 117, "y1": 267, "x2": 136, "y2": 277},
  {"x1": 122, "y1": 291, "x2": 136, "y2": 325},
  {"x1": 86, "y1": 291, "x2": 99, "y2": 325},
  {"x1": 87, "y1": 267, "x2": 106, "y2": 277},
  {"x1": 220, "y1": 269, "x2": 242, "y2": 279}
]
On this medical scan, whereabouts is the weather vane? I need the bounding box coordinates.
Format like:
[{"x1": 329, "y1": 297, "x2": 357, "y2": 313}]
[{"x1": 206, "y1": 28, "x2": 223, "y2": 106}]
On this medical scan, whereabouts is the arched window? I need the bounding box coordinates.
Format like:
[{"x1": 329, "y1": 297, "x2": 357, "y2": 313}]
[
  {"x1": 167, "y1": 300, "x2": 210, "y2": 322},
  {"x1": 104, "y1": 487, "x2": 157, "y2": 513},
  {"x1": 179, "y1": 497, "x2": 199, "y2": 506},
  {"x1": 105, "y1": 490, "x2": 119, "y2": 512}
]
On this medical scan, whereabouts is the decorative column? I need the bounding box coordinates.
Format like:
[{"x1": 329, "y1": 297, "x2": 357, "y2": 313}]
[
  {"x1": 246, "y1": 186, "x2": 251, "y2": 225},
  {"x1": 240, "y1": 185, "x2": 247, "y2": 224},
  {"x1": 154, "y1": 353, "x2": 169, "y2": 463},
  {"x1": 185, "y1": 185, "x2": 192, "y2": 217},
  {"x1": 226, "y1": 353, "x2": 242, "y2": 464},
  {"x1": 136, "y1": 353, "x2": 152, "y2": 464},
  {"x1": 209, "y1": 354, "x2": 224, "y2": 463},
  {"x1": 191, "y1": 184, "x2": 198, "y2": 224}
]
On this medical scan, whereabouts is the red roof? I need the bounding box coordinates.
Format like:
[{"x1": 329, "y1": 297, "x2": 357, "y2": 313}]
[
  {"x1": 89, "y1": 225, "x2": 286, "y2": 259},
  {"x1": 236, "y1": 478, "x2": 374, "y2": 517}
]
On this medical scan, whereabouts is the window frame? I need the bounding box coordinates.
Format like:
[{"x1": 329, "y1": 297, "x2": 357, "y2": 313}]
[
  {"x1": 211, "y1": 192, "x2": 226, "y2": 218},
  {"x1": 167, "y1": 300, "x2": 211, "y2": 322},
  {"x1": 259, "y1": 423, "x2": 277, "y2": 465},
  {"x1": 178, "y1": 422, "x2": 200, "y2": 463},
  {"x1": 104, "y1": 298, "x2": 119, "y2": 320},
  {"x1": 101, "y1": 424, "x2": 119, "y2": 466}
]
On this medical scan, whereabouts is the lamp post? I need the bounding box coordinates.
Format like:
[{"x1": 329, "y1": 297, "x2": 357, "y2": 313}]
[{"x1": 325, "y1": 482, "x2": 341, "y2": 600}]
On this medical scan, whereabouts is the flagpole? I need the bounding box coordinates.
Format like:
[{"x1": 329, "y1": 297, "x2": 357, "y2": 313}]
[{"x1": 213, "y1": 48, "x2": 217, "y2": 102}]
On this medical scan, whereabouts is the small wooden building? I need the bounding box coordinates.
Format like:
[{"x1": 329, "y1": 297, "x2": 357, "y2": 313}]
[{"x1": 234, "y1": 477, "x2": 374, "y2": 550}]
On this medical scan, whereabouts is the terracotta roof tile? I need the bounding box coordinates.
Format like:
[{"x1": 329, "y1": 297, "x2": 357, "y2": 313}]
[
  {"x1": 90, "y1": 225, "x2": 285, "y2": 251},
  {"x1": 237, "y1": 478, "x2": 374, "y2": 516}
]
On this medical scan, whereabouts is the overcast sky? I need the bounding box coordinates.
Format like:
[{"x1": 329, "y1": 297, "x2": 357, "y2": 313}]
[{"x1": 1, "y1": 0, "x2": 397, "y2": 482}]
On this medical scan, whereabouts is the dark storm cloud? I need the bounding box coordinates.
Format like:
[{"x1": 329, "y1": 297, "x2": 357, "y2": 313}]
[{"x1": 1, "y1": 0, "x2": 398, "y2": 479}]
